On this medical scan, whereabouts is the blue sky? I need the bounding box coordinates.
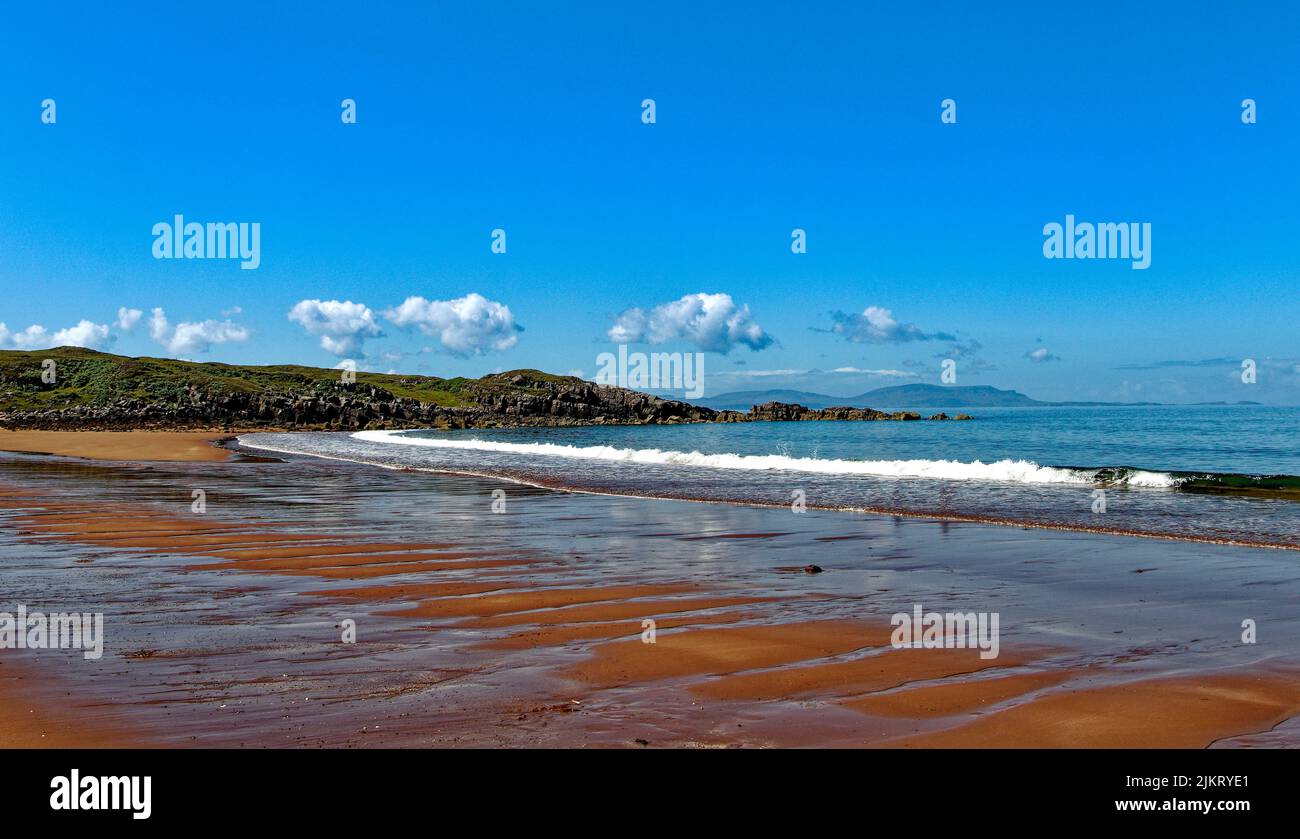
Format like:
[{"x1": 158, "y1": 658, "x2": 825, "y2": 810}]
[{"x1": 2, "y1": 1, "x2": 1298, "y2": 404}]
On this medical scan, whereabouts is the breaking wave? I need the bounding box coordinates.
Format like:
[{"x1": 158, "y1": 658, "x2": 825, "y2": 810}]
[{"x1": 350, "y1": 430, "x2": 1182, "y2": 487}]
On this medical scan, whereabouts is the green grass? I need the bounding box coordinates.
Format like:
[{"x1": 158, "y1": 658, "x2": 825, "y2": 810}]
[{"x1": 0, "y1": 347, "x2": 572, "y2": 412}]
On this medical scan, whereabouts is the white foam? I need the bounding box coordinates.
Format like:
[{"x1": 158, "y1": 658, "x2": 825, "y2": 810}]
[
  {"x1": 1117, "y1": 470, "x2": 1181, "y2": 487},
  {"x1": 350, "y1": 430, "x2": 1179, "y2": 487}
]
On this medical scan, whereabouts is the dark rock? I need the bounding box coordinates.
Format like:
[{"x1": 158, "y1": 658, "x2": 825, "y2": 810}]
[
  {"x1": 0, "y1": 369, "x2": 970, "y2": 432},
  {"x1": 749, "y1": 401, "x2": 890, "y2": 422}
]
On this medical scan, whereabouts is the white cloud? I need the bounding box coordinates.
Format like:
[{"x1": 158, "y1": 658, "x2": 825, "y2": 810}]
[
  {"x1": 826, "y1": 306, "x2": 954, "y2": 344},
  {"x1": 0, "y1": 319, "x2": 112, "y2": 350},
  {"x1": 148, "y1": 309, "x2": 168, "y2": 343},
  {"x1": 608, "y1": 292, "x2": 773, "y2": 353},
  {"x1": 0, "y1": 324, "x2": 52, "y2": 349},
  {"x1": 722, "y1": 368, "x2": 808, "y2": 378},
  {"x1": 116, "y1": 307, "x2": 143, "y2": 331},
  {"x1": 149, "y1": 307, "x2": 250, "y2": 356},
  {"x1": 1025, "y1": 347, "x2": 1062, "y2": 362},
  {"x1": 288, "y1": 299, "x2": 383, "y2": 357},
  {"x1": 715, "y1": 366, "x2": 918, "y2": 382},
  {"x1": 54, "y1": 320, "x2": 112, "y2": 348},
  {"x1": 384, "y1": 293, "x2": 521, "y2": 356},
  {"x1": 831, "y1": 366, "x2": 917, "y2": 377}
]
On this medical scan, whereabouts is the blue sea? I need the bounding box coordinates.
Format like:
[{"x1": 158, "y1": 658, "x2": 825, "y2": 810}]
[{"x1": 241, "y1": 405, "x2": 1300, "y2": 548}]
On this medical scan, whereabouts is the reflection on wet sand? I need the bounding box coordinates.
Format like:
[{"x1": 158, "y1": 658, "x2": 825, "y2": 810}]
[{"x1": 1, "y1": 451, "x2": 1298, "y2": 748}]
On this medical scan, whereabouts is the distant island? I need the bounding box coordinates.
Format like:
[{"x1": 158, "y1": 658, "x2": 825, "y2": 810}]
[
  {"x1": 698, "y1": 383, "x2": 1263, "y2": 411},
  {"x1": 0, "y1": 348, "x2": 968, "y2": 431}
]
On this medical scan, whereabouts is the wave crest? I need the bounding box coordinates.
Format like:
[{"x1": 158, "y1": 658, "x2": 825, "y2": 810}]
[{"x1": 350, "y1": 430, "x2": 1180, "y2": 487}]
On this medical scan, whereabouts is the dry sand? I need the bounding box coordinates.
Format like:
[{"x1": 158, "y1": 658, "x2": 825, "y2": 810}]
[{"x1": 0, "y1": 429, "x2": 234, "y2": 462}]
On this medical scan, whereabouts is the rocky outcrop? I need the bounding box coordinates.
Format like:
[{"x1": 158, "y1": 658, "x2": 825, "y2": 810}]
[
  {"x1": 750, "y1": 402, "x2": 954, "y2": 422},
  {"x1": 0, "y1": 377, "x2": 969, "y2": 432},
  {"x1": 751, "y1": 402, "x2": 888, "y2": 421},
  {"x1": 0, "y1": 375, "x2": 718, "y2": 432}
]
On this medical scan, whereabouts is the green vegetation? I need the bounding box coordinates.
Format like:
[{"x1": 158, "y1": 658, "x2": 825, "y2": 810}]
[{"x1": 0, "y1": 347, "x2": 564, "y2": 412}]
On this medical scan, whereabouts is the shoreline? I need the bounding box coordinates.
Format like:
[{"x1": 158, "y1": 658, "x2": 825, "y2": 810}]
[
  {"x1": 3, "y1": 426, "x2": 1299, "y2": 551},
  {"x1": 2, "y1": 435, "x2": 1299, "y2": 748},
  {"x1": 239, "y1": 432, "x2": 1300, "y2": 552}
]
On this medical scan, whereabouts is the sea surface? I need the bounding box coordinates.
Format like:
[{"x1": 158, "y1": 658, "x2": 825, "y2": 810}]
[{"x1": 240, "y1": 405, "x2": 1300, "y2": 548}]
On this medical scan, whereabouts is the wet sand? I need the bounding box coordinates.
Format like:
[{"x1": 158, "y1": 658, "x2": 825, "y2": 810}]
[
  {"x1": 1, "y1": 438, "x2": 1299, "y2": 748},
  {"x1": 0, "y1": 660, "x2": 146, "y2": 748},
  {"x1": 881, "y1": 671, "x2": 1300, "y2": 748}
]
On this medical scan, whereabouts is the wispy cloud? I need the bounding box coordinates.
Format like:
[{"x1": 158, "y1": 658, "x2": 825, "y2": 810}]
[
  {"x1": 719, "y1": 368, "x2": 807, "y2": 378},
  {"x1": 932, "y1": 338, "x2": 995, "y2": 374},
  {"x1": 820, "y1": 306, "x2": 954, "y2": 344},
  {"x1": 935, "y1": 338, "x2": 983, "y2": 359},
  {"x1": 831, "y1": 366, "x2": 917, "y2": 377},
  {"x1": 1113, "y1": 357, "x2": 1240, "y2": 371}
]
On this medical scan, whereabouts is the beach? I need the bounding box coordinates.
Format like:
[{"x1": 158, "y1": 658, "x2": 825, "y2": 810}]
[
  {"x1": 2, "y1": 430, "x2": 1298, "y2": 748},
  {"x1": 0, "y1": 430, "x2": 236, "y2": 463}
]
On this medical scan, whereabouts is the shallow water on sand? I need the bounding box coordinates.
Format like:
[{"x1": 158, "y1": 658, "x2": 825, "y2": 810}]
[
  {"x1": 242, "y1": 419, "x2": 1300, "y2": 548},
  {"x1": 2, "y1": 450, "x2": 1298, "y2": 747}
]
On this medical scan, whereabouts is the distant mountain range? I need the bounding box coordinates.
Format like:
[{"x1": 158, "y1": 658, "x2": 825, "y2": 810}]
[{"x1": 696, "y1": 383, "x2": 1262, "y2": 411}]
